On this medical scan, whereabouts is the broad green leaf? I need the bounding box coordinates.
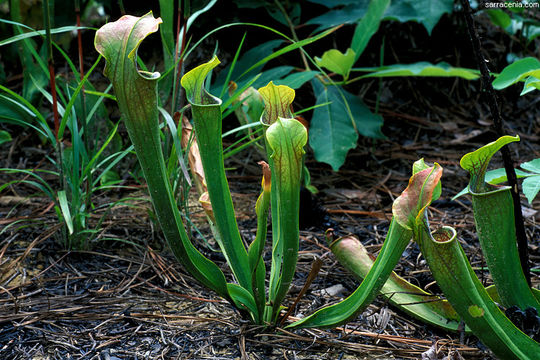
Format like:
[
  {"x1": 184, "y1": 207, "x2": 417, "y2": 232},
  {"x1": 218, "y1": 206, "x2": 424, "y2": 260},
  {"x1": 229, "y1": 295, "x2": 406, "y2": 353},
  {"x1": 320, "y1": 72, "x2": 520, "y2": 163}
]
[
  {"x1": 239, "y1": 25, "x2": 340, "y2": 78},
  {"x1": 460, "y1": 135, "x2": 520, "y2": 193},
  {"x1": 485, "y1": 167, "x2": 531, "y2": 184},
  {"x1": 493, "y1": 57, "x2": 540, "y2": 90},
  {"x1": 393, "y1": 164, "x2": 443, "y2": 230},
  {"x1": 315, "y1": 48, "x2": 356, "y2": 80},
  {"x1": 309, "y1": 80, "x2": 384, "y2": 171},
  {"x1": 384, "y1": 0, "x2": 454, "y2": 35},
  {"x1": 354, "y1": 62, "x2": 479, "y2": 80},
  {"x1": 95, "y1": 13, "x2": 229, "y2": 299},
  {"x1": 306, "y1": 0, "x2": 370, "y2": 32},
  {"x1": 351, "y1": 0, "x2": 390, "y2": 61},
  {"x1": 523, "y1": 175, "x2": 540, "y2": 204},
  {"x1": 265, "y1": 2, "x2": 301, "y2": 27},
  {"x1": 250, "y1": 66, "x2": 294, "y2": 90},
  {"x1": 274, "y1": 70, "x2": 319, "y2": 89},
  {"x1": 0, "y1": 130, "x2": 12, "y2": 145},
  {"x1": 521, "y1": 75, "x2": 540, "y2": 95},
  {"x1": 521, "y1": 158, "x2": 540, "y2": 174},
  {"x1": 486, "y1": 9, "x2": 512, "y2": 29},
  {"x1": 258, "y1": 81, "x2": 294, "y2": 125}
]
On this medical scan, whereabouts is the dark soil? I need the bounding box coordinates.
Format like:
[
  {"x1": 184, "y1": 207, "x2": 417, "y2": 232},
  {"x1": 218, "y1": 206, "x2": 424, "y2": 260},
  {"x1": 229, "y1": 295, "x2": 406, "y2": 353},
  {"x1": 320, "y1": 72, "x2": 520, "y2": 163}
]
[{"x1": 1, "y1": 5, "x2": 539, "y2": 360}]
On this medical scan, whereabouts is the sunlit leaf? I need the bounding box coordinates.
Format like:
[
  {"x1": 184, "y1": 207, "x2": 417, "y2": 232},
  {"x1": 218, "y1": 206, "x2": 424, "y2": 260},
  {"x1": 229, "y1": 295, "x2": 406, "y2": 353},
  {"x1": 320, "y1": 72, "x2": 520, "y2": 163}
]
[
  {"x1": 492, "y1": 57, "x2": 540, "y2": 90},
  {"x1": 355, "y1": 62, "x2": 479, "y2": 80},
  {"x1": 315, "y1": 48, "x2": 356, "y2": 79}
]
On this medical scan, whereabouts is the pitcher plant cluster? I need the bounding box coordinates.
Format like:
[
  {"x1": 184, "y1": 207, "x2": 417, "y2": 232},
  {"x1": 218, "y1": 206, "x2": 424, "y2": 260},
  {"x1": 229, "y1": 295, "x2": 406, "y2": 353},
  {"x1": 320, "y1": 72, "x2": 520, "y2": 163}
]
[{"x1": 94, "y1": 13, "x2": 539, "y2": 359}]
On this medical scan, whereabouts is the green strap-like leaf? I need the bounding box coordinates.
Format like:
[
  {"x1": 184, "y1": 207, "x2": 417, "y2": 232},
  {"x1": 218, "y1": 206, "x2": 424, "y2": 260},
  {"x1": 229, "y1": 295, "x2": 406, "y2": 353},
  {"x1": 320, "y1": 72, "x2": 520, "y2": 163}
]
[
  {"x1": 181, "y1": 56, "x2": 253, "y2": 293},
  {"x1": 95, "y1": 13, "x2": 229, "y2": 299}
]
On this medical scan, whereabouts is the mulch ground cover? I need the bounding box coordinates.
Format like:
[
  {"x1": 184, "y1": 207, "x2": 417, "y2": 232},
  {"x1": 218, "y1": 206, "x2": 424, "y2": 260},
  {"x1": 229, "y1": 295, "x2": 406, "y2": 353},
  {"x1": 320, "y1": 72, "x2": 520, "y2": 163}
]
[{"x1": 1, "y1": 9, "x2": 539, "y2": 360}]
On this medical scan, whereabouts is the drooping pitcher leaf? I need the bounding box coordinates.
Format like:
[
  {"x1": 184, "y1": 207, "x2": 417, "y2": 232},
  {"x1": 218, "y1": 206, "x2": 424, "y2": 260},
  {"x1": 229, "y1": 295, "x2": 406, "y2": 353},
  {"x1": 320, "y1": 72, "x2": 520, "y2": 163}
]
[
  {"x1": 460, "y1": 135, "x2": 520, "y2": 193},
  {"x1": 397, "y1": 156, "x2": 540, "y2": 358},
  {"x1": 393, "y1": 164, "x2": 443, "y2": 230},
  {"x1": 258, "y1": 81, "x2": 295, "y2": 125},
  {"x1": 329, "y1": 234, "x2": 462, "y2": 331},
  {"x1": 274, "y1": 70, "x2": 319, "y2": 89},
  {"x1": 305, "y1": 0, "x2": 370, "y2": 32},
  {"x1": 315, "y1": 48, "x2": 356, "y2": 80},
  {"x1": 95, "y1": 13, "x2": 229, "y2": 299}
]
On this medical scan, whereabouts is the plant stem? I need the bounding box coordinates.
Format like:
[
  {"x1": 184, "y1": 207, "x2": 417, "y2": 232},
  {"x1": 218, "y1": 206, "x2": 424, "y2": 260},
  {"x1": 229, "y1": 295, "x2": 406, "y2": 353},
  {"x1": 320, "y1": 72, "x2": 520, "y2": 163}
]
[
  {"x1": 273, "y1": 0, "x2": 310, "y2": 71},
  {"x1": 460, "y1": 0, "x2": 530, "y2": 286},
  {"x1": 75, "y1": 0, "x2": 92, "y2": 215},
  {"x1": 118, "y1": 0, "x2": 125, "y2": 15},
  {"x1": 42, "y1": 0, "x2": 59, "y2": 140}
]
